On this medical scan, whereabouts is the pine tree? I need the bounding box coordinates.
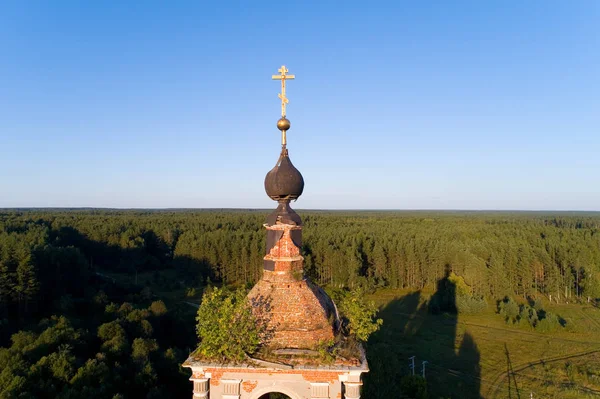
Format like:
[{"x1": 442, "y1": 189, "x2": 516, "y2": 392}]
[
  {"x1": 0, "y1": 259, "x2": 15, "y2": 316},
  {"x1": 15, "y1": 255, "x2": 39, "y2": 317}
]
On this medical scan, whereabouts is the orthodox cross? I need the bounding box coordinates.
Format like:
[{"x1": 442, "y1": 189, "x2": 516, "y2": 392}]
[{"x1": 272, "y1": 65, "x2": 295, "y2": 118}]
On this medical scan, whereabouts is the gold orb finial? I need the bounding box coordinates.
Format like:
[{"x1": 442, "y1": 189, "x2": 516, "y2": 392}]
[{"x1": 277, "y1": 117, "x2": 291, "y2": 132}]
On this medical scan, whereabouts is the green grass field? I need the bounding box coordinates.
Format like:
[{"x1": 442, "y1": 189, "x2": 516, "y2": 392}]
[
  {"x1": 366, "y1": 289, "x2": 600, "y2": 399},
  {"x1": 100, "y1": 269, "x2": 600, "y2": 398}
]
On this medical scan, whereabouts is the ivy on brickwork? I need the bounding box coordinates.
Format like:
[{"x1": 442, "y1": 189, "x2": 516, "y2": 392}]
[{"x1": 195, "y1": 287, "x2": 265, "y2": 362}]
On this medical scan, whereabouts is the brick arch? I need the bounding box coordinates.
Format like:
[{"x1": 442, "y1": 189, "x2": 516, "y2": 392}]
[{"x1": 249, "y1": 385, "x2": 302, "y2": 399}]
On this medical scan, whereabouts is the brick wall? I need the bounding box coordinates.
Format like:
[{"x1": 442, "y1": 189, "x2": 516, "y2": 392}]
[{"x1": 248, "y1": 222, "x2": 337, "y2": 349}]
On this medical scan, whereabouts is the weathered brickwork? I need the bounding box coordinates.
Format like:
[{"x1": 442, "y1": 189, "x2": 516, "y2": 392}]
[
  {"x1": 184, "y1": 218, "x2": 367, "y2": 398},
  {"x1": 205, "y1": 368, "x2": 345, "y2": 384},
  {"x1": 185, "y1": 192, "x2": 366, "y2": 398},
  {"x1": 267, "y1": 226, "x2": 301, "y2": 256},
  {"x1": 247, "y1": 221, "x2": 337, "y2": 349},
  {"x1": 185, "y1": 365, "x2": 367, "y2": 399},
  {"x1": 242, "y1": 380, "x2": 258, "y2": 392},
  {"x1": 192, "y1": 370, "x2": 205, "y2": 379}
]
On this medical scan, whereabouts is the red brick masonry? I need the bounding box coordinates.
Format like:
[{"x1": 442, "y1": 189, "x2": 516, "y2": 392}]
[
  {"x1": 247, "y1": 222, "x2": 337, "y2": 349},
  {"x1": 193, "y1": 368, "x2": 345, "y2": 386}
]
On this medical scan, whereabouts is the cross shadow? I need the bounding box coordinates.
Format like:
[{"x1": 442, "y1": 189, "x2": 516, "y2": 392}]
[
  {"x1": 504, "y1": 344, "x2": 521, "y2": 399},
  {"x1": 364, "y1": 265, "x2": 482, "y2": 399}
]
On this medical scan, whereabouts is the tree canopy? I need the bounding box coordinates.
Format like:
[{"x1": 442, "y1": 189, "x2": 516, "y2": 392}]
[
  {"x1": 195, "y1": 287, "x2": 262, "y2": 362},
  {"x1": 1, "y1": 209, "x2": 599, "y2": 398}
]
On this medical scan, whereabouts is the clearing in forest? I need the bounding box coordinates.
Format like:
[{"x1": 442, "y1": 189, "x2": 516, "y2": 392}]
[{"x1": 365, "y1": 289, "x2": 600, "y2": 399}]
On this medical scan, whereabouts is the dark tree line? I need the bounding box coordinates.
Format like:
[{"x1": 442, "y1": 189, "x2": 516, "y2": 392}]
[
  {"x1": 2, "y1": 210, "x2": 600, "y2": 315},
  {"x1": 0, "y1": 211, "x2": 196, "y2": 398},
  {"x1": 1, "y1": 210, "x2": 599, "y2": 398}
]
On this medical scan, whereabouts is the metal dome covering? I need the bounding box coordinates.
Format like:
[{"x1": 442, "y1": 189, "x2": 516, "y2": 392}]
[{"x1": 264, "y1": 148, "x2": 304, "y2": 202}]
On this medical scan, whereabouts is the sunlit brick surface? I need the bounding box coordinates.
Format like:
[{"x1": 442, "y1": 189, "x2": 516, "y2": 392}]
[{"x1": 248, "y1": 222, "x2": 336, "y2": 349}]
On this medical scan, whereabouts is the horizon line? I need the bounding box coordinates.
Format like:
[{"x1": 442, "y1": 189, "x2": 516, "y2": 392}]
[{"x1": 1, "y1": 207, "x2": 600, "y2": 214}]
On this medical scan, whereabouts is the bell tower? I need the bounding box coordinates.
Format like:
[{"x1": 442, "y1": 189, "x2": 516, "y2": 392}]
[{"x1": 183, "y1": 66, "x2": 368, "y2": 399}]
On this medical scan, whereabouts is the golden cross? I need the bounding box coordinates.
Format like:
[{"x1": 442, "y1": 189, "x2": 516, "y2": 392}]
[{"x1": 272, "y1": 65, "x2": 295, "y2": 118}]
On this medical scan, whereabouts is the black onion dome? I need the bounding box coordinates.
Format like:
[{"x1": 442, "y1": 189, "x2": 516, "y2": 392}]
[{"x1": 264, "y1": 148, "x2": 304, "y2": 201}]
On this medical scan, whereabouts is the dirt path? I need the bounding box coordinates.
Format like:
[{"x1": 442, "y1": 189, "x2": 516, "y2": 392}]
[
  {"x1": 580, "y1": 306, "x2": 600, "y2": 331},
  {"x1": 387, "y1": 310, "x2": 600, "y2": 345},
  {"x1": 485, "y1": 348, "x2": 600, "y2": 398}
]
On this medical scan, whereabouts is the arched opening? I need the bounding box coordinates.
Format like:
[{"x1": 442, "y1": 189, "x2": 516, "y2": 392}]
[
  {"x1": 257, "y1": 393, "x2": 292, "y2": 399},
  {"x1": 250, "y1": 385, "x2": 301, "y2": 399}
]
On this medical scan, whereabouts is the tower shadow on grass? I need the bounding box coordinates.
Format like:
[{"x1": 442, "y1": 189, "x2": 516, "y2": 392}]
[{"x1": 364, "y1": 265, "x2": 482, "y2": 399}]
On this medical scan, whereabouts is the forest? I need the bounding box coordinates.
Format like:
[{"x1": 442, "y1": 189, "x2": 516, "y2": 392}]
[{"x1": 1, "y1": 209, "x2": 600, "y2": 398}]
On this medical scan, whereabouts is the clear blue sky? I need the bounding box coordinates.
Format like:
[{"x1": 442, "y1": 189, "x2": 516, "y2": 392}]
[{"x1": 1, "y1": 1, "x2": 598, "y2": 210}]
